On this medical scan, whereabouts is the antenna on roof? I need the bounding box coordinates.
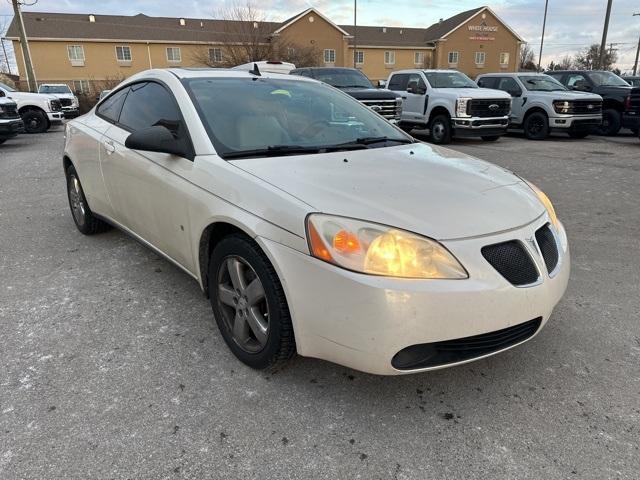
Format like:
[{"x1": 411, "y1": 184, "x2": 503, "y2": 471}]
[{"x1": 249, "y1": 63, "x2": 261, "y2": 76}]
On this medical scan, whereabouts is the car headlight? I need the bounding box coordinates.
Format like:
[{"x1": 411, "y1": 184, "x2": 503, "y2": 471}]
[
  {"x1": 553, "y1": 100, "x2": 572, "y2": 114},
  {"x1": 525, "y1": 181, "x2": 559, "y2": 229},
  {"x1": 306, "y1": 214, "x2": 468, "y2": 279},
  {"x1": 455, "y1": 97, "x2": 472, "y2": 117}
]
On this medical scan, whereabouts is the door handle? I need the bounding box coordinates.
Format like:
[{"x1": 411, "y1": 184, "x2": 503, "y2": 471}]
[
  {"x1": 103, "y1": 140, "x2": 115, "y2": 155},
  {"x1": 401, "y1": 96, "x2": 407, "y2": 99}
]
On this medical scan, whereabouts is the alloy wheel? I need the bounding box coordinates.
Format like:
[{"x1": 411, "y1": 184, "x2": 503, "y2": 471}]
[
  {"x1": 216, "y1": 256, "x2": 269, "y2": 353},
  {"x1": 68, "y1": 175, "x2": 86, "y2": 226}
]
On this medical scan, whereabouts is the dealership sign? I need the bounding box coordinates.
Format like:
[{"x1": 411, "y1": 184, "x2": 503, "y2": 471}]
[{"x1": 468, "y1": 21, "x2": 497, "y2": 41}]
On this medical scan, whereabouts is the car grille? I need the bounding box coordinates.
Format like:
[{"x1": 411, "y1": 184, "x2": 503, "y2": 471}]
[
  {"x1": 359, "y1": 99, "x2": 401, "y2": 120},
  {"x1": 535, "y1": 224, "x2": 559, "y2": 273},
  {"x1": 571, "y1": 100, "x2": 602, "y2": 115},
  {"x1": 50, "y1": 99, "x2": 62, "y2": 112},
  {"x1": 0, "y1": 104, "x2": 19, "y2": 119},
  {"x1": 467, "y1": 99, "x2": 511, "y2": 117},
  {"x1": 60, "y1": 98, "x2": 73, "y2": 107},
  {"x1": 481, "y1": 240, "x2": 539, "y2": 286},
  {"x1": 391, "y1": 317, "x2": 542, "y2": 369}
]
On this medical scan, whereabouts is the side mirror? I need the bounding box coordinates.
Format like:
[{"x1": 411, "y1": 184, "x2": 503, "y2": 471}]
[
  {"x1": 125, "y1": 125, "x2": 190, "y2": 158},
  {"x1": 377, "y1": 80, "x2": 387, "y2": 89},
  {"x1": 572, "y1": 82, "x2": 591, "y2": 92},
  {"x1": 407, "y1": 82, "x2": 425, "y2": 95}
]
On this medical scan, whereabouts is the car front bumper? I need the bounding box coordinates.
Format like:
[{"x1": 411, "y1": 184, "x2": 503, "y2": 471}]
[
  {"x1": 47, "y1": 111, "x2": 64, "y2": 124},
  {"x1": 259, "y1": 215, "x2": 570, "y2": 375},
  {"x1": 0, "y1": 118, "x2": 24, "y2": 138},
  {"x1": 549, "y1": 114, "x2": 602, "y2": 130},
  {"x1": 62, "y1": 107, "x2": 80, "y2": 119},
  {"x1": 452, "y1": 116, "x2": 509, "y2": 138}
]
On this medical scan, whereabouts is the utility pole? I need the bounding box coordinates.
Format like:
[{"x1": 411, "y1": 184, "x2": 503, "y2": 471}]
[
  {"x1": 353, "y1": 0, "x2": 357, "y2": 68},
  {"x1": 537, "y1": 0, "x2": 549, "y2": 71},
  {"x1": 598, "y1": 0, "x2": 613, "y2": 70},
  {"x1": 633, "y1": 13, "x2": 640, "y2": 76},
  {"x1": 11, "y1": 0, "x2": 37, "y2": 91}
]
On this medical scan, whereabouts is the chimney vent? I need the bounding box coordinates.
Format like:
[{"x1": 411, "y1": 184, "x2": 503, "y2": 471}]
[
  {"x1": 382, "y1": 27, "x2": 386, "y2": 33},
  {"x1": 89, "y1": 14, "x2": 95, "y2": 23},
  {"x1": 179, "y1": 18, "x2": 186, "y2": 26}
]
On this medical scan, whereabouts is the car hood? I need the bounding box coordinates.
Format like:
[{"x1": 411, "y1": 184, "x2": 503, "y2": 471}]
[
  {"x1": 544, "y1": 91, "x2": 602, "y2": 101},
  {"x1": 230, "y1": 143, "x2": 545, "y2": 240},
  {"x1": 45, "y1": 93, "x2": 74, "y2": 99},
  {"x1": 7, "y1": 91, "x2": 57, "y2": 102},
  {"x1": 338, "y1": 87, "x2": 400, "y2": 100},
  {"x1": 439, "y1": 87, "x2": 511, "y2": 99}
]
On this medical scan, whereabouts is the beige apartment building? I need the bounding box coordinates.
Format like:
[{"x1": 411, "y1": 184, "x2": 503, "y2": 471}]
[{"x1": 5, "y1": 6, "x2": 524, "y2": 93}]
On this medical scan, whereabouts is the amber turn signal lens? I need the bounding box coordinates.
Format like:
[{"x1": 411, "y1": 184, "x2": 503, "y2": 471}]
[
  {"x1": 332, "y1": 229, "x2": 361, "y2": 254},
  {"x1": 308, "y1": 221, "x2": 333, "y2": 262}
]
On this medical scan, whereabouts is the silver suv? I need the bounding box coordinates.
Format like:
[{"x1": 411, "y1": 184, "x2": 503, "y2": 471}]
[{"x1": 476, "y1": 73, "x2": 602, "y2": 140}]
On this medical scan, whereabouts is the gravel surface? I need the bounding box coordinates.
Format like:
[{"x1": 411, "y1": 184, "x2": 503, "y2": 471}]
[{"x1": 1, "y1": 126, "x2": 639, "y2": 479}]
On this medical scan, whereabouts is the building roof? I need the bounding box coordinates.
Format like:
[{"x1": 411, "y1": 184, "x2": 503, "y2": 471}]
[{"x1": 340, "y1": 24, "x2": 435, "y2": 47}]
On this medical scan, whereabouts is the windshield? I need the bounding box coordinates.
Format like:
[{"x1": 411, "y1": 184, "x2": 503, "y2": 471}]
[
  {"x1": 39, "y1": 85, "x2": 72, "y2": 94},
  {"x1": 184, "y1": 77, "x2": 411, "y2": 159},
  {"x1": 587, "y1": 71, "x2": 629, "y2": 87},
  {"x1": 312, "y1": 69, "x2": 373, "y2": 89},
  {"x1": 519, "y1": 75, "x2": 566, "y2": 91},
  {"x1": 424, "y1": 72, "x2": 477, "y2": 89},
  {"x1": 0, "y1": 82, "x2": 17, "y2": 92}
]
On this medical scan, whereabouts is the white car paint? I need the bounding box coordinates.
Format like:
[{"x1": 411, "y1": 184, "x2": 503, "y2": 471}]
[
  {"x1": 38, "y1": 83, "x2": 80, "y2": 116},
  {"x1": 64, "y1": 68, "x2": 570, "y2": 375}
]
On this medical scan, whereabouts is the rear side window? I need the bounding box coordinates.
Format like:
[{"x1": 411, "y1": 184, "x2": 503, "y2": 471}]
[
  {"x1": 388, "y1": 74, "x2": 409, "y2": 91},
  {"x1": 496, "y1": 77, "x2": 521, "y2": 93},
  {"x1": 118, "y1": 82, "x2": 182, "y2": 132},
  {"x1": 477, "y1": 77, "x2": 497, "y2": 89},
  {"x1": 96, "y1": 88, "x2": 129, "y2": 122}
]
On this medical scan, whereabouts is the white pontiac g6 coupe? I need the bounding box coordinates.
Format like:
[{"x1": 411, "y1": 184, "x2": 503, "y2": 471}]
[{"x1": 63, "y1": 68, "x2": 570, "y2": 375}]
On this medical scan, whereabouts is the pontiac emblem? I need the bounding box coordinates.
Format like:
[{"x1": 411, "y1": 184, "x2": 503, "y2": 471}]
[{"x1": 526, "y1": 236, "x2": 538, "y2": 253}]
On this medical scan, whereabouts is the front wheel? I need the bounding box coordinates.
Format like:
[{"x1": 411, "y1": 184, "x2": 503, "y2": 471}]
[
  {"x1": 429, "y1": 114, "x2": 451, "y2": 144},
  {"x1": 481, "y1": 136, "x2": 500, "y2": 142},
  {"x1": 598, "y1": 109, "x2": 621, "y2": 136},
  {"x1": 209, "y1": 234, "x2": 296, "y2": 371},
  {"x1": 65, "y1": 164, "x2": 111, "y2": 235},
  {"x1": 22, "y1": 110, "x2": 49, "y2": 134},
  {"x1": 524, "y1": 111, "x2": 549, "y2": 140}
]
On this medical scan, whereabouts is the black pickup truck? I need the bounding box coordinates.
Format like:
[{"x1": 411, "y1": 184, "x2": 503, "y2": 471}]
[
  {"x1": 629, "y1": 86, "x2": 640, "y2": 141},
  {"x1": 547, "y1": 70, "x2": 638, "y2": 135},
  {"x1": 290, "y1": 67, "x2": 402, "y2": 122}
]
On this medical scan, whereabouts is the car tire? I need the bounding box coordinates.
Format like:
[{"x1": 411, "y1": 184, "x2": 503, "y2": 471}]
[
  {"x1": 523, "y1": 111, "x2": 549, "y2": 140},
  {"x1": 568, "y1": 130, "x2": 590, "y2": 139},
  {"x1": 65, "y1": 164, "x2": 111, "y2": 235},
  {"x1": 598, "y1": 109, "x2": 621, "y2": 136},
  {"x1": 481, "y1": 136, "x2": 500, "y2": 142},
  {"x1": 398, "y1": 123, "x2": 414, "y2": 134},
  {"x1": 22, "y1": 109, "x2": 49, "y2": 134},
  {"x1": 208, "y1": 234, "x2": 296, "y2": 371},
  {"x1": 429, "y1": 114, "x2": 451, "y2": 144}
]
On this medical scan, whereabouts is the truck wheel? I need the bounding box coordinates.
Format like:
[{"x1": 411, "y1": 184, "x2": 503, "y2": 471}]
[
  {"x1": 429, "y1": 114, "x2": 451, "y2": 144},
  {"x1": 598, "y1": 109, "x2": 621, "y2": 136},
  {"x1": 481, "y1": 136, "x2": 500, "y2": 142},
  {"x1": 22, "y1": 110, "x2": 49, "y2": 134},
  {"x1": 523, "y1": 111, "x2": 549, "y2": 140}
]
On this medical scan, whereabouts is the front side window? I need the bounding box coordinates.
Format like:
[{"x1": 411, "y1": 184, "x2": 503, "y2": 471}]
[
  {"x1": 183, "y1": 77, "x2": 411, "y2": 158},
  {"x1": 414, "y1": 52, "x2": 424, "y2": 65},
  {"x1": 496, "y1": 77, "x2": 522, "y2": 95},
  {"x1": 384, "y1": 51, "x2": 395, "y2": 65},
  {"x1": 566, "y1": 73, "x2": 588, "y2": 87},
  {"x1": 116, "y1": 46, "x2": 132, "y2": 61},
  {"x1": 387, "y1": 73, "x2": 409, "y2": 91},
  {"x1": 355, "y1": 51, "x2": 364, "y2": 64},
  {"x1": 209, "y1": 48, "x2": 223, "y2": 63},
  {"x1": 499, "y1": 52, "x2": 509, "y2": 66},
  {"x1": 407, "y1": 73, "x2": 426, "y2": 91},
  {"x1": 475, "y1": 51, "x2": 486, "y2": 66},
  {"x1": 323, "y1": 49, "x2": 336, "y2": 64},
  {"x1": 118, "y1": 82, "x2": 182, "y2": 132},
  {"x1": 424, "y1": 71, "x2": 477, "y2": 89},
  {"x1": 67, "y1": 45, "x2": 85, "y2": 61},
  {"x1": 519, "y1": 75, "x2": 566, "y2": 92},
  {"x1": 166, "y1": 47, "x2": 182, "y2": 62},
  {"x1": 448, "y1": 51, "x2": 459, "y2": 65},
  {"x1": 96, "y1": 87, "x2": 129, "y2": 122}
]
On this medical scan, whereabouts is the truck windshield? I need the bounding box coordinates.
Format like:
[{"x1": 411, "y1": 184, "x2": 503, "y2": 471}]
[
  {"x1": 520, "y1": 75, "x2": 566, "y2": 91},
  {"x1": 312, "y1": 69, "x2": 373, "y2": 89},
  {"x1": 39, "y1": 85, "x2": 72, "y2": 94},
  {"x1": 0, "y1": 82, "x2": 17, "y2": 92},
  {"x1": 587, "y1": 71, "x2": 629, "y2": 87},
  {"x1": 424, "y1": 72, "x2": 477, "y2": 89},
  {"x1": 183, "y1": 77, "x2": 412, "y2": 159}
]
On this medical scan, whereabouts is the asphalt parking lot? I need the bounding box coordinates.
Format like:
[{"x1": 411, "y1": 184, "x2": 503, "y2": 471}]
[{"x1": 1, "y1": 126, "x2": 639, "y2": 480}]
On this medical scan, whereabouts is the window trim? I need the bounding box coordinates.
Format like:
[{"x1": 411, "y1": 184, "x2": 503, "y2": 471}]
[
  {"x1": 166, "y1": 47, "x2": 182, "y2": 63},
  {"x1": 72, "y1": 79, "x2": 90, "y2": 94},
  {"x1": 67, "y1": 45, "x2": 85, "y2": 66},
  {"x1": 474, "y1": 51, "x2": 486, "y2": 67},
  {"x1": 414, "y1": 51, "x2": 424, "y2": 66},
  {"x1": 384, "y1": 50, "x2": 396, "y2": 65},
  {"x1": 499, "y1": 52, "x2": 510, "y2": 67},
  {"x1": 209, "y1": 47, "x2": 223, "y2": 64},
  {"x1": 448, "y1": 51, "x2": 459, "y2": 66},
  {"x1": 323, "y1": 49, "x2": 336, "y2": 64},
  {"x1": 115, "y1": 45, "x2": 132, "y2": 63},
  {"x1": 355, "y1": 50, "x2": 364, "y2": 65}
]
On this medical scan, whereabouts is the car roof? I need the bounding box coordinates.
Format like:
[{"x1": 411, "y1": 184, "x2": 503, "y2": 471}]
[
  {"x1": 122, "y1": 67, "x2": 319, "y2": 85},
  {"x1": 391, "y1": 69, "x2": 460, "y2": 75},
  {"x1": 478, "y1": 72, "x2": 547, "y2": 77}
]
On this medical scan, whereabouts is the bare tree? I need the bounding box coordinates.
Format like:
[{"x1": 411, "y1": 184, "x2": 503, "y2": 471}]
[
  {"x1": 574, "y1": 44, "x2": 617, "y2": 70},
  {"x1": 0, "y1": 17, "x2": 15, "y2": 74},
  {"x1": 190, "y1": 1, "x2": 321, "y2": 68},
  {"x1": 519, "y1": 44, "x2": 537, "y2": 71}
]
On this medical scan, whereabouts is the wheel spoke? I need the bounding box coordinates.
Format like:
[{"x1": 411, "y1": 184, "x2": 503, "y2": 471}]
[
  {"x1": 232, "y1": 312, "x2": 250, "y2": 344},
  {"x1": 245, "y1": 278, "x2": 265, "y2": 306},
  {"x1": 218, "y1": 284, "x2": 236, "y2": 307},
  {"x1": 246, "y1": 307, "x2": 268, "y2": 345},
  {"x1": 226, "y1": 258, "x2": 246, "y2": 292}
]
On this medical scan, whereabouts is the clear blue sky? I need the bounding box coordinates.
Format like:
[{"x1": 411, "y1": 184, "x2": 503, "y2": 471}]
[{"x1": 1, "y1": 0, "x2": 639, "y2": 72}]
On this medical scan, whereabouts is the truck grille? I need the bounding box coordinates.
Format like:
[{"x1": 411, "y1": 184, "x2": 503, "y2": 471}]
[
  {"x1": 570, "y1": 100, "x2": 602, "y2": 115},
  {"x1": 0, "y1": 104, "x2": 19, "y2": 118},
  {"x1": 481, "y1": 240, "x2": 539, "y2": 286},
  {"x1": 50, "y1": 99, "x2": 62, "y2": 112},
  {"x1": 467, "y1": 99, "x2": 511, "y2": 117},
  {"x1": 535, "y1": 224, "x2": 559, "y2": 274},
  {"x1": 60, "y1": 98, "x2": 73, "y2": 107},
  {"x1": 360, "y1": 99, "x2": 401, "y2": 120}
]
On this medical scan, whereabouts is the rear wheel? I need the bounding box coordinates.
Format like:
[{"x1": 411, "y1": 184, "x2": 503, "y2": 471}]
[
  {"x1": 481, "y1": 136, "x2": 500, "y2": 142},
  {"x1": 209, "y1": 234, "x2": 296, "y2": 371},
  {"x1": 22, "y1": 109, "x2": 49, "y2": 134},
  {"x1": 598, "y1": 108, "x2": 621, "y2": 136},
  {"x1": 429, "y1": 114, "x2": 451, "y2": 144},
  {"x1": 524, "y1": 111, "x2": 549, "y2": 140},
  {"x1": 65, "y1": 164, "x2": 111, "y2": 235}
]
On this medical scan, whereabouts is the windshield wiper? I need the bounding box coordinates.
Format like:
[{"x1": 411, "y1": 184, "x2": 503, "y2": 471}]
[
  {"x1": 326, "y1": 136, "x2": 415, "y2": 149},
  {"x1": 222, "y1": 145, "x2": 322, "y2": 159}
]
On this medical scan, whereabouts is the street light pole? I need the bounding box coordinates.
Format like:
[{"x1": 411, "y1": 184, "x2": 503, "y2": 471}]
[
  {"x1": 537, "y1": 0, "x2": 549, "y2": 71},
  {"x1": 598, "y1": 0, "x2": 613, "y2": 70},
  {"x1": 633, "y1": 13, "x2": 640, "y2": 76},
  {"x1": 11, "y1": 0, "x2": 38, "y2": 91},
  {"x1": 353, "y1": 0, "x2": 357, "y2": 68}
]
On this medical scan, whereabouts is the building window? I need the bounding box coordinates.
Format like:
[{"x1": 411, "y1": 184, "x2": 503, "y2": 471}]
[
  {"x1": 475, "y1": 51, "x2": 486, "y2": 66},
  {"x1": 209, "y1": 48, "x2": 223, "y2": 63},
  {"x1": 448, "y1": 51, "x2": 459, "y2": 66},
  {"x1": 414, "y1": 52, "x2": 424, "y2": 65},
  {"x1": 115, "y1": 46, "x2": 132, "y2": 62},
  {"x1": 166, "y1": 47, "x2": 182, "y2": 62},
  {"x1": 67, "y1": 45, "x2": 85, "y2": 66},
  {"x1": 72, "y1": 80, "x2": 90, "y2": 94},
  {"x1": 355, "y1": 51, "x2": 364, "y2": 64},
  {"x1": 323, "y1": 49, "x2": 336, "y2": 64},
  {"x1": 384, "y1": 51, "x2": 395, "y2": 65},
  {"x1": 500, "y1": 52, "x2": 510, "y2": 67}
]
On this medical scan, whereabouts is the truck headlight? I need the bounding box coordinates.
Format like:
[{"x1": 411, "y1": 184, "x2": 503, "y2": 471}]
[
  {"x1": 455, "y1": 97, "x2": 472, "y2": 118},
  {"x1": 553, "y1": 100, "x2": 572, "y2": 114},
  {"x1": 307, "y1": 214, "x2": 468, "y2": 279}
]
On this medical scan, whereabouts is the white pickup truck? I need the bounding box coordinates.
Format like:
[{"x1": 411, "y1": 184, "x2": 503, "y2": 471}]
[
  {"x1": 0, "y1": 82, "x2": 64, "y2": 133},
  {"x1": 387, "y1": 69, "x2": 511, "y2": 143},
  {"x1": 0, "y1": 95, "x2": 23, "y2": 144}
]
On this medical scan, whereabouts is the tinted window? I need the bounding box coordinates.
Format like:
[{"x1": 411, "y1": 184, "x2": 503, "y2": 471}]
[
  {"x1": 388, "y1": 74, "x2": 409, "y2": 91},
  {"x1": 496, "y1": 77, "x2": 521, "y2": 94},
  {"x1": 407, "y1": 73, "x2": 426, "y2": 90},
  {"x1": 477, "y1": 77, "x2": 497, "y2": 89},
  {"x1": 546, "y1": 72, "x2": 564, "y2": 84},
  {"x1": 519, "y1": 75, "x2": 565, "y2": 91},
  {"x1": 587, "y1": 71, "x2": 629, "y2": 87},
  {"x1": 96, "y1": 88, "x2": 129, "y2": 122},
  {"x1": 118, "y1": 82, "x2": 181, "y2": 132},
  {"x1": 565, "y1": 74, "x2": 588, "y2": 87}
]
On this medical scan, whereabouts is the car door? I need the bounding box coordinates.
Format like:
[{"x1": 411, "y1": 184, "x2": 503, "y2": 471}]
[
  {"x1": 99, "y1": 81, "x2": 195, "y2": 271},
  {"x1": 388, "y1": 73, "x2": 425, "y2": 123},
  {"x1": 495, "y1": 77, "x2": 524, "y2": 124}
]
